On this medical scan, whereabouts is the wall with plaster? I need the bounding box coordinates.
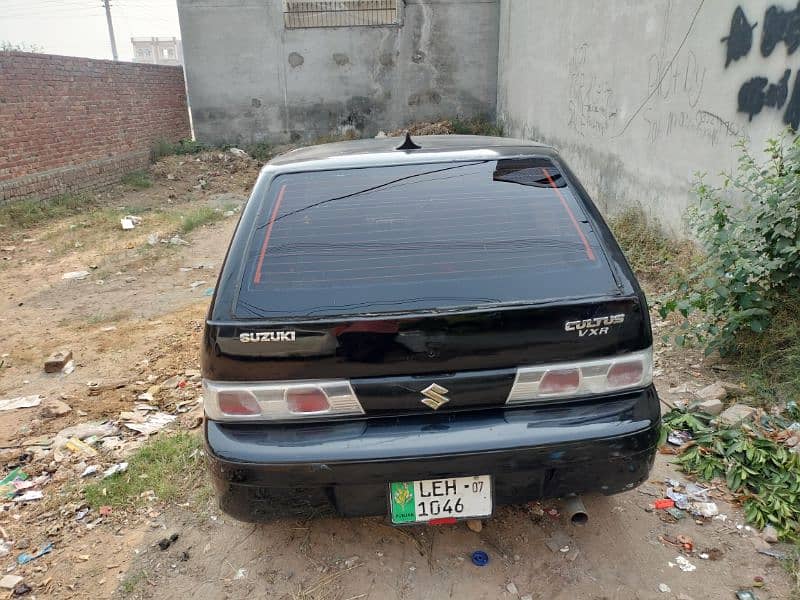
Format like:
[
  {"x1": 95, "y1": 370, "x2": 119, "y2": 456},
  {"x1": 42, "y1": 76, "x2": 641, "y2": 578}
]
[
  {"x1": 497, "y1": 0, "x2": 798, "y2": 234},
  {"x1": 177, "y1": 0, "x2": 499, "y2": 145}
]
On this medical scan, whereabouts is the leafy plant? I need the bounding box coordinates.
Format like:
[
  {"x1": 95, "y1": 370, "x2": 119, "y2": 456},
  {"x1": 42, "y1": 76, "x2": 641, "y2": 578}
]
[
  {"x1": 659, "y1": 131, "x2": 800, "y2": 354},
  {"x1": 245, "y1": 141, "x2": 274, "y2": 162},
  {"x1": 663, "y1": 409, "x2": 800, "y2": 539}
]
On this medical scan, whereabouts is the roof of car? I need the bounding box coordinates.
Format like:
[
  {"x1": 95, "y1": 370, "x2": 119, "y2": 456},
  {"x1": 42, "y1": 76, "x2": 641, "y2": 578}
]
[{"x1": 265, "y1": 135, "x2": 557, "y2": 173}]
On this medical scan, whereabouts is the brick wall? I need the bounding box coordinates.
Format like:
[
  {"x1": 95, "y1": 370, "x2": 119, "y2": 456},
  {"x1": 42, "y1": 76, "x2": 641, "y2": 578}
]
[{"x1": 0, "y1": 51, "x2": 191, "y2": 204}]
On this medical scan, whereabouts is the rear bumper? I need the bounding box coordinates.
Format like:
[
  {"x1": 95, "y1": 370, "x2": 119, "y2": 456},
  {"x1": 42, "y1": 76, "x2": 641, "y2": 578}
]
[{"x1": 205, "y1": 386, "x2": 660, "y2": 522}]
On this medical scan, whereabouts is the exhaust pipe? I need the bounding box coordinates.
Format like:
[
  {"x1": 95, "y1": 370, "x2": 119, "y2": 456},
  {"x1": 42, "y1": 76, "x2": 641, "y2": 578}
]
[{"x1": 563, "y1": 496, "x2": 588, "y2": 525}]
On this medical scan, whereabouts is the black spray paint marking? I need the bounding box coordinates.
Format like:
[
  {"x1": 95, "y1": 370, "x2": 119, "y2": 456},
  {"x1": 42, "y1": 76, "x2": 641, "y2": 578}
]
[
  {"x1": 784, "y1": 72, "x2": 800, "y2": 129},
  {"x1": 766, "y1": 69, "x2": 791, "y2": 107},
  {"x1": 739, "y1": 77, "x2": 769, "y2": 120},
  {"x1": 761, "y1": 2, "x2": 800, "y2": 57},
  {"x1": 721, "y1": 6, "x2": 757, "y2": 67},
  {"x1": 737, "y1": 69, "x2": 792, "y2": 121}
]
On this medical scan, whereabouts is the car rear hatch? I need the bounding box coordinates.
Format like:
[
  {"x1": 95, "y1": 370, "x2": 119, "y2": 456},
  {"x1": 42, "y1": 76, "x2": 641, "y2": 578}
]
[{"x1": 204, "y1": 156, "x2": 651, "y2": 417}]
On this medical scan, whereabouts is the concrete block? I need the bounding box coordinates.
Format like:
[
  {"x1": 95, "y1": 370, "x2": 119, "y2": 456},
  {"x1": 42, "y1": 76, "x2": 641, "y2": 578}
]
[
  {"x1": 41, "y1": 399, "x2": 72, "y2": 418},
  {"x1": 697, "y1": 382, "x2": 727, "y2": 402},
  {"x1": 718, "y1": 403, "x2": 756, "y2": 426},
  {"x1": 691, "y1": 398, "x2": 724, "y2": 416},
  {"x1": 44, "y1": 349, "x2": 72, "y2": 373}
]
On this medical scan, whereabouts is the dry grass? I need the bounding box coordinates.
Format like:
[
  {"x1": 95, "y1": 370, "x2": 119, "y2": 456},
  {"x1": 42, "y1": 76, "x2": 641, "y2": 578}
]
[
  {"x1": 733, "y1": 293, "x2": 800, "y2": 405},
  {"x1": 0, "y1": 193, "x2": 100, "y2": 228},
  {"x1": 608, "y1": 207, "x2": 693, "y2": 290},
  {"x1": 120, "y1": 170, "x2": 152, "y2": 190}
]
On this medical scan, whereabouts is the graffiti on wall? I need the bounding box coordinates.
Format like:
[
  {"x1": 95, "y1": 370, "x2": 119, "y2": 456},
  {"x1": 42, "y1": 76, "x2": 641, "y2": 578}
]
[
  {"x1": 567, "y1": 43, "x2": 619, "y2": 137},
  {"x1": 722, "y1": 3, "x2": 800, "y2": 129}
]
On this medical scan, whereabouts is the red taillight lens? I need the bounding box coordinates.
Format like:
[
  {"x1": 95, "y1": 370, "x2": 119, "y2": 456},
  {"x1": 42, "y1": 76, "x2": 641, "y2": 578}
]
[
  {"x1": 217, "y1": 390, "x2": 260, "y2": 415},
  {"x1": 286, "y1": 387, "x2": 330, "y2": 414},
  {"x1": 539, "y1": 369, "x2": 580, "y2": 394},
  {"x1": 607, "y1": 361, "x2": 644, "y2": 388}
]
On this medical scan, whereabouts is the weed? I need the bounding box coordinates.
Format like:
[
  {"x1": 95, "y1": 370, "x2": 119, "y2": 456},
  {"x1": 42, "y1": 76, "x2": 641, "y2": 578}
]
[
  {"x1": 312, "y1": 130, "x2": 360, "y2": 145},
  {"x1": 451, "y1": 116, "x2": 504, "y2": 137},
  {"x1": 734, "y1": 292, "x2": 800, "y2": 405},
  {"x1": 151, "y1": 138, "x2": 206, "y2": 161},
  {"x1": 785, "y1": 547, "x2": 800, "y2": 600},
  {"x1": 608, "y1": 207, "x2": 689, "y2": 287},
  {"x1": 245, "y1": 141, "x2": 275, "y2": 162},
  {"x1": 151, "y1": 138, "x2": 175, "y2": 161},
  {"x1": 120, "y1": 569, "x2": 148, "y2": 595},
  {"x1": 180, "y1": 206, "x2": 224, "y2": 233},
  {"x1": 120, "y1": 170, "x2": 152, "y2": 190},
  {"x1": 84, "y1": 432, "x2": 203, "y2": 509},
  {"x1": 0, "y1": 193, "x2": 98, "y2": 228}
]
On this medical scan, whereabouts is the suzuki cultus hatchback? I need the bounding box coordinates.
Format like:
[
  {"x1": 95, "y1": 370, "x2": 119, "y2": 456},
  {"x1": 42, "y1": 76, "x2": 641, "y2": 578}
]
[{"x1": 202, "y1": 135, "x2": 660, "y2": 524}]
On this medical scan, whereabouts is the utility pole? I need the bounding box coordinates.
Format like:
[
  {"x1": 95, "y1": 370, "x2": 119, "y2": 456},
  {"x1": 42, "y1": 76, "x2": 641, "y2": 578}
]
[{"x1": 102, "y1": 0, "x2": 118, "y2": 61}]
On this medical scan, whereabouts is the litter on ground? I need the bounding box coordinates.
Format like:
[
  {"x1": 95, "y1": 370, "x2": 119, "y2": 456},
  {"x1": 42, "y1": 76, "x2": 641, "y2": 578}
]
[{"x1": 0, "y1": 395, "x2": 42, "y2": 411}]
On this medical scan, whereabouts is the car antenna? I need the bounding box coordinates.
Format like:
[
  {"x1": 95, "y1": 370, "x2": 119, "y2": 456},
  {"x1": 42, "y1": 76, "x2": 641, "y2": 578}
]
[{"x1": 396, "y1": 131, "x2": 421, "y2": 150}]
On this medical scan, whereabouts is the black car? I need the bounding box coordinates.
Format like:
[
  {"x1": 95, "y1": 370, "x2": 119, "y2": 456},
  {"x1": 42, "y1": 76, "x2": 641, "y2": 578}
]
[{"x1": 202, "y1": 134, "x2": 659, "y2": 524}]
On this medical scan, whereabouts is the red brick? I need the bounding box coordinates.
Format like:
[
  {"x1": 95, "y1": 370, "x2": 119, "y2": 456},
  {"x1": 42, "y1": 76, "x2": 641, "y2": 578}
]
[{"x1": 0, "y1": 52, "x2": 190, "y2": 202}]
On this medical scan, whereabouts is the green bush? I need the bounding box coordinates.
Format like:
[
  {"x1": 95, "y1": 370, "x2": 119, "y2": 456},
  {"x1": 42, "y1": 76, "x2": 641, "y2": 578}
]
[
  {"x1": 659, "y1": 132, "x2": 800, "y2": 354},
  {"x1": 151, "y1": 138, "x2": 206, "y2": 161},
  {"x1": 245, "y1": 142, "x2": 274, "y2": 162}
]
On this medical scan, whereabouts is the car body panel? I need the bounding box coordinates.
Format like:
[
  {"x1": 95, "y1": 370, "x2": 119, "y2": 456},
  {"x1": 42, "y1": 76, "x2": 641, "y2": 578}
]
[{"x1": 205, "y1": 386, "x2": 660, "y2": 521}]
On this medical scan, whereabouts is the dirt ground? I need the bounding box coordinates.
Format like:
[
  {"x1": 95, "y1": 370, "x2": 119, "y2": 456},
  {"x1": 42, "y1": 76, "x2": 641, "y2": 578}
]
[{"x1": 0, "y1": 151, "x2": 792, "y2": 600}]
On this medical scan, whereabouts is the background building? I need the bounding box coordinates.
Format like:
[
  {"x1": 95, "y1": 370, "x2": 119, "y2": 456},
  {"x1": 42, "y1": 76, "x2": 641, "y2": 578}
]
[
  {"x1": 131, "y1": 36, "x2": 183, "y2": 66},
  {"x1": 176, "y1": 0, "x2": 499, "y2": 146},
  {"x1": 176, "y1": 0, "x2": 796, "y2": 235}
]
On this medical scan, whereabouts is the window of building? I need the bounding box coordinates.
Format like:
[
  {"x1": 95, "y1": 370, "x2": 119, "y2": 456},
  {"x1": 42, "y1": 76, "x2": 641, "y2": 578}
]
[
  {"x1": 167, "y1": 47, "x2": 176, "y2": 58},
  {"x1": 283, "y1": 0, "x2": 400, "y2": 29}
]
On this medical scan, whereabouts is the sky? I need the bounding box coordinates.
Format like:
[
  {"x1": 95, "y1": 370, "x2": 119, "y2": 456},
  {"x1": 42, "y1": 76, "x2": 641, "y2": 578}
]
[{"x1": 1, "y1": 0, "x2": 181, "y2": 62}]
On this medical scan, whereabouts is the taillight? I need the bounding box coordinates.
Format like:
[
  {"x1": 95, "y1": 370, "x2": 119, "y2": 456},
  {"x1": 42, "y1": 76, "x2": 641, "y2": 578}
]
[
  {"x1": 286, "y1": 387, "x2": 330, "y2": 414},
  {"x1": 203, "y1": 380, "x2": 363, "y2": 422},
  {"x1": 506, "y1": 348, "x2": 652, "y2": 404},
  {"x1": 607, "y1": 361, "x2": 644, "y2": 389},
  {"x1": 217, "y1": 390, "x2": 260, "y2": 416},
  {"x1": 539, "y1": 369, "x2": 580, "y2": 395}
]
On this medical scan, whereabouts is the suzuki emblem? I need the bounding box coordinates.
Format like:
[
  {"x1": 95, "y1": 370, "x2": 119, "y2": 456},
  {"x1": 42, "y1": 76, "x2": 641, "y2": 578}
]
[{"x1": 420, "y1": 383, "x2": 450, "y2": 410}]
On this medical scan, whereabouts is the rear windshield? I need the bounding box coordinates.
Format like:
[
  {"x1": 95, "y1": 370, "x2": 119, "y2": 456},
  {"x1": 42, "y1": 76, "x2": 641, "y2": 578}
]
[{"x1": 235, "y1": 159, "x2": 617, "y2": 318}]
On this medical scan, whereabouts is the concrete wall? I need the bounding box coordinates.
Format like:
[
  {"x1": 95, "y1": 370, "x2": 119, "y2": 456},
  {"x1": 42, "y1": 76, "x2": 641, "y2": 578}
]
[
  {"x1": 0, "y1": 52, "x2": 190, "y2": 204},
  {"x1": 497, "y1": 0, "x2": 797, "y2": 234},
  {"x1": 177, "y1": 0, "x2": 499, "y2": 145}
]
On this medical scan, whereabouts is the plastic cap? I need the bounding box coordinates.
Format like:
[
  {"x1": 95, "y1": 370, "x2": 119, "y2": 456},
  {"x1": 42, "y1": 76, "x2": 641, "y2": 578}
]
[{"x1": 471, "y1": 550, "x2": 489, "y2": 566}]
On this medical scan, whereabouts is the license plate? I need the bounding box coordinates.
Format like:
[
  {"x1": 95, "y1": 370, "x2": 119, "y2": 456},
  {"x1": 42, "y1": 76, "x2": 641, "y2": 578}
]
[{"x1": 389, "y1": 475, "x2": 492, "y2": 524}]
